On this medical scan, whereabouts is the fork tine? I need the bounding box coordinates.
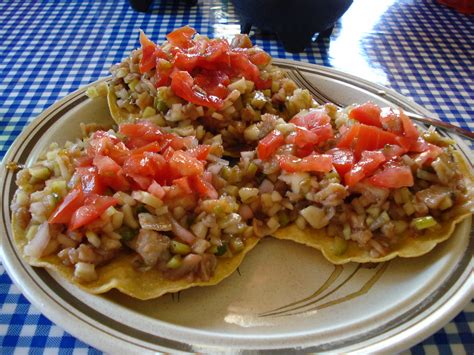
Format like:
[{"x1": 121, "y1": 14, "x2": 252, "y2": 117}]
[
  {"x1": 285, "y1": 69, "x2": 325, "y2": 105},
  {"x1": 294, "y1": 68, "x2": 344, "y2": 107}
]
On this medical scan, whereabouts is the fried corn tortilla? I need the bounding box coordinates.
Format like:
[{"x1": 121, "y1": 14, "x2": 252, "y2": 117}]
[
  {"x1": 13, "y1": 215, "x2": 259, "y2": 300},
  {"x1": 107, "y1": 89, "x2": 140, "y2": 124},
  {"x1": 273, "y1": 151, "x2": 473, "y2": 264},
  {"x1": 273, "y1": 213, "x2": 471, "y2": 264}
]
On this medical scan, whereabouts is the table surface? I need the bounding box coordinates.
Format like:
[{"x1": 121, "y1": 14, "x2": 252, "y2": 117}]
[{"x1": 0, "y1": 0, "x2": 473, "y2": 353}]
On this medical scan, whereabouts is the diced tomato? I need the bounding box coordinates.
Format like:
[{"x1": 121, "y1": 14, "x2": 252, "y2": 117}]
[
  {"x1": 119, "y1": 121, "x2": 163, "y2": 145},
  {"x1": 172, "y1": 47, "x2": 202, "y2": 72},
  {"x1": 128, "y1": 174, "x2": 153, "y2": 190},
  {"x1": 196, "y1": 39, "x2": 231, "y2": 70},
  {"x1": 349, "y1": 102, "x2": 382, "y2": 127},
  {"x1": 290, "y1": 110, "x2": 331, "y2": 130},
  {"x1": 154, "y1": 53, "x2": 174, "y2": 88},
  {"x1": 168, "y1": 150, "x2": 204, "y2": 176},
  {"x1": 194, "y1": 70, "x2": 230, "y2": 99},
  {"x1": 337, "y1": 124, "x2": 398, "y2": 159},
  {"x1": 344, "y1": 150, "x2": 386, "y2": 187},
  {"x1": 155, "y1": 64, "x2": 172, "y2": 88},
  {"x1": 148, "y1": 180, "x2": 165, "y2": 199},
  {"x1": 278, "y1": 153, "x2": 333, "y2": 173},
  {"x1": 188, "y1": 145, "x2": 211, "y2": 160},
  {"x1": 91, "y1": 130, "x2": 121, "y2": 143},
  {"x1": 131, "y1": 141, "x2": 161, "y2": 155},
  {"x1": 93, "y1": 155, "x2": 121, "y2": 176},
  {"x1": 87, "y1": 135, "x2": 129, "y2": 165},
  {"x1": 249, "y1": 50, "x2": 271, "y2": 67},
  {"x1": 230, "y1": 52, "x2": 270, "y2": 89},
  {"x1": 395, "y1": 136, "x2": 414, "y2": 150},
  {"x1": 163, "y1": 184, "x2": 197, "y2": 209},
  {"x1": 171, "y1": 71, "x2": 225, "y2": 109},
  {"x1": 257, "y1": 129, "x2": 285, "y2": 160},
  {"x1": 289, "y1": 110, "x2": 334, "y2": 146},
  {"x1": 139, "y1": 30, "x2": 158, "y2": 74},
  {"x1": 399, "y1": 110, "x2": 419, "y2": 140},
  {"x1": 173, "y1": 176, "x2": 193, "y2": 194},
  {"x1": 311, "y1": 123, "x2": 334, "y2": 142},
  {"x1": 164, "y1": 134, "x2": 193, "y2": 151},
  {"x1": 123, "y1": 152, "x2": 168, "y2": 180},
  {"x1": 76, "y1": 167, "x2": 106, "y2": 195},
  {"x1": 69, "y1": 195, "x2": 118, "y2": 231},
  {"x1": 294, "y1": 145, "x2": 315, "y2": 158},
  {"x1": 166, "y1": 26, "x2": 196, "y2": 49},
  {"x1": 409, "y1": 137, "x2": 430, "y2": 153},
  {"x1": 380, "y1": 107, "x2": 402, "y2": 134},
  {"x1": 172, "y1": 38, "x2": 231, "y2": 72},
  {"x1": 101, "y1": 172, "x2": 131, "y2": 191},
  {"x1": 368, "y1": 161, "x2": 414, "y2": 188},
  {"x1": 414, "y1": 144, "x2": 443, "y2": 166},
  {"x1": 381, "y1": 144, "x2": 408, "y2": 159},
  {"x1": 190, "y1": 175, "x2": 219, "y2": 199},
  {"x1": 293, "y1": 127, "x2": 320, "y2": 148},
  {"x1": 89, "y1": 156, "x2": 130, "y2": 191},
  {"x1": 327, "y1": 148, "x2": 354, "y2": 178},
  {"x1": 49, "y1": 187, "x2": 84, "y2": 224},
  {"x1": 161, "y1": 146, "x2": 175, "y2": 161},
  {"x1": 74, "y1": 156, "x2": 93, "y2": 167}
]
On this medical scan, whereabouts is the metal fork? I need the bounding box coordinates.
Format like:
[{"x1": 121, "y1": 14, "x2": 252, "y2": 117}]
[{"x1": 285, "y1": 68, "x2": 474, "y2": 140}]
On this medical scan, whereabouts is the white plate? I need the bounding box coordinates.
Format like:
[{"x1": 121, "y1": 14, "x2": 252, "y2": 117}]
[{"x1": 1, "y1": 60, "x2": 472, "y2": 353}]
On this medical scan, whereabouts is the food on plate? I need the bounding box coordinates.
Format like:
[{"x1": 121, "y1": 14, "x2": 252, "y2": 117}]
[
  {"x1": 252, "y1": 102, "x2": 473, "y2": 262},
  {"x1": 10, "y1": 27, "x2": 473, "y2": 299},
  {"x1": 10, "y1": 120, "x2": 259, "y2": 299},
  {"x1": 107, "y1": 26, "x2": 317, "y2": 153}
]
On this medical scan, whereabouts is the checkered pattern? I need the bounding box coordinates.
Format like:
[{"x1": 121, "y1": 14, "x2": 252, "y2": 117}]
[{"x1": 0, "y1": 0, "x2": 472, "y2": 352}]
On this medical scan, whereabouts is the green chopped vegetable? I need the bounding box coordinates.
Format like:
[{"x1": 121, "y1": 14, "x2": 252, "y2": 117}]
[
  {"x1": 403, "y1": 202, "x2": 415, "y2": 216},
  {"x1": 154, "y1": 97, "x2": 168, "y2": 112},
  {"x1": 325, "y1": 171, "x2": 340, "y2": 182},
  {"x1": 380, "y1": 211, "x2": 390, "y2": 223},
  {"x1": 393, "y1": 220, "x2": 408, "y2": 234},
  {"x1": 50, "y1": 180, "x2": 66, "y2": 194},
  {"x1": 277, "y1": 211, "x2": 290, "y2": 227},
  {"x1": 142, "y1": 106, "x2": 156, "y2": 118},
  {"x1": 250, "y1": 91, "x2": 267, "y2": 109},
  {"x1": 51, "y1": 192, "x2": 60, "y2": 203},
  {"x1": 332, "y1": 236, "x2": 348, "y2": 256},
  {"x1": 135, "y1": 205, "x2": 148, "y2": 215},
  {"x1": 439, "y1": 196, "x2": 453, "y2": 210},
  {"x1": 366, "y1": 216, "x2": 374, "y2": 227},
  {"x1": 128, "y1": 79, "x2": 140, "y2": 91},
  {"x1": 221, "y1": 166, "x2": 231, "y2": 180},
  {"x1": 343, "y1": 223, "x2": 351, "y2": 240},
  {"x1": 25, "y1": 225, "x2": 39, "y2": 241},
  {"x1": 412, "y1": 216, "x2": 437, "y2": 230},
  {"x1": 170, "y1": 240, "x2": 191, "y2": 255},
  {"x1": 367, "y1": 206, "x2": 381, "y2": 218},
  {"x1": 223, "y1": 185, "x2": 239, "y2": 197},
  {"x1": 86, "y1": 86, "x2": 99, "y2": 98},
  {"x1": 166, "y1": 255, "x2": 182, "y2": 269},
  {"x1": 246, "y1": 162, "x2": 258, "y2": 177},
  {"x1": 29, "y1": 166, "x2": 51, "y2": 180},
  {"x1": 116, "y1": 68, "x2": 128, "y2": 78},
  {"x1": 118, "y1": 226, "x2": 138, "y2": 241},
  {"x1": 215, "y1": 244, "x2": 227, "y2": 256},
  {"x1": 230, "y1": 238, "x2": 244, "y2": 252},
  {"x1": 238, "y1": 187, "x2": 259, "y2": 203}
]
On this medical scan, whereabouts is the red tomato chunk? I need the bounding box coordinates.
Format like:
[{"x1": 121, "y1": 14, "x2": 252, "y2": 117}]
[{"x1": 278, "y1": 154, "x2": 333, "y2": 173}]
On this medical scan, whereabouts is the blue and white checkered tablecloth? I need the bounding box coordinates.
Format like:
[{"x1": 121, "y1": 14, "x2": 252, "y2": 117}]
[{"x1": 0, "y1": 0, "x2": 472, "y2": 353}]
